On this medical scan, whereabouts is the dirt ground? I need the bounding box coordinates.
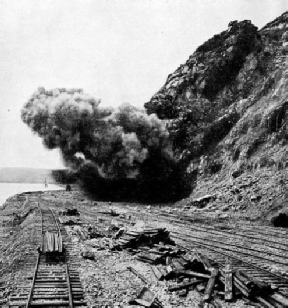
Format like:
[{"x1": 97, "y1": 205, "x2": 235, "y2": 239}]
[{"x1": 0, "y1": 187, "x2": 277, "y2": 308}]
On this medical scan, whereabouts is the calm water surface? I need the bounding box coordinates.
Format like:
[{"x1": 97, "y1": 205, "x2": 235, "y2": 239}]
[{"x1": 0, "y1": 183, "x2": 64, "y2": 207}]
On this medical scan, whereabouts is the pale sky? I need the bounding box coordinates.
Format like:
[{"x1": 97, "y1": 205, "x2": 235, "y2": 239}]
[{"x1": 0, "y1": 0, "x2": 286, "y2": 169}]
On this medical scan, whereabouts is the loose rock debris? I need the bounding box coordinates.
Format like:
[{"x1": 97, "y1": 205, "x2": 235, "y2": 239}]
[
  {"x1": 107, "y1": 225, "x2": 288, "y2": 307},
  {"x1": 2, "y1": 191, "x2": 288, "y2": 308}
]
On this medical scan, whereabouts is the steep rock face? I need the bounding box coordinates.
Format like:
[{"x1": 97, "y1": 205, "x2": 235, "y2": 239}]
[
  {"x1": 145, "y1": 20, "x2": 260, "y2": 118},
  {"x1": 145, "y1": 12, "x2": 288, "y2": 213}
]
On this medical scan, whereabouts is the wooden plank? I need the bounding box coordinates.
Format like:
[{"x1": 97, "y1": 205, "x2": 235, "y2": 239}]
[
  {"x1": 175, "y1": 270, "x2": 210, "y2": 279},
  {"x1": 238, "y1": 270, "x2": 271, "y2": 293},
  {"x1": 197, "y1": 253, "x2": 214, "y2": 271},
  {"x1": 59, "y1": 233, "x2": 63, "y2": 253},
  {"x1": 235, "y1": 270, "x2": 254, "y2": 289},
  {"x1": 30, "y1": 295, "x2": 69, "y2": 299},
  {"x1": 33, "y1": 285, "x2": 80, "y2": 289},
  {"x1": 255, "y1": 296, "x2": 279, "y2": 308},
  {"x1": 157, "y1": 266, "x2": 168, "y2": 279},
  {"x1": 168, "y1": 280, "x2": 203, "y2": 292},
  {"x1": 29, "y1": 300, "x2": 85, "y2": 306},
  {"x1": 223, "y1": 261, "x2": 233, "y2": 301},
  {"x1": 127, "y1": 266, "x2": 150, "y2": 285},
  {"x1": 171, "y1": 259, "x2": 184, "y2": 270},
  {"x1": 54, "y1": 233, "x2": 59, "y2": 251},
  {"x1": 151, "y1": 266, "x2": 164, "y2": 281},
  {"x1": 233, "y1": 277, "x2": 250, "y2": 298},
  {"x1": 177, "y1": 257, "x2": 189, "y2": 268},
  {"x1": 204, "y1": 268, "x2": 219, "y2": 302},
  {"x1": 270, "y1": 292, "x2": 288, "y2": 307}
]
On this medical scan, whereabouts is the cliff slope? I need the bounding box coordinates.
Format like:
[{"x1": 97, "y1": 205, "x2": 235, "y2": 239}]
[{"x1": 145, "y1": 12, "x2": 288, "y2": 220}]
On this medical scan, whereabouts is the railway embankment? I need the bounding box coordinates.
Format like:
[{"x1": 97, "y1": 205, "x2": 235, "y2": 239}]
[{"x1": 1, "y1": 188, "x2": 288, "y2": 308}]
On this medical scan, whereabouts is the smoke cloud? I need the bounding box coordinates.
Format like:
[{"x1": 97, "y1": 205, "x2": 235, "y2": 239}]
[{"x1": 21, "y1": 87, "x2": 190, "y2": 201}]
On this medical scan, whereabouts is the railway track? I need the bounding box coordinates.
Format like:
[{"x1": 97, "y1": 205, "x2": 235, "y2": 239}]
[
  {"x1": 78, "y1": 207, "x2": 288, "y2": 263},
  {"x1": 9, "y1": 202, "x2": 86, "y2": 308},
  {"x1": 78, "y1": 205, "x2": 288, "y2": 306},
  {"x1": 125, "y1": 207, "x2": 288, "y2": 261},
  {"x1": 173, "y1": 235, "x2": 288, "y2": 306}
]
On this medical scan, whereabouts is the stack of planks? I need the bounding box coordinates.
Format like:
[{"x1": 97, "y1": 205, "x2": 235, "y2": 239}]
[
  {"x1": 136, "y1": 244, "x2": 184, "y2": 264},
  {"x1": 41, "y1": 231, "x2": 63, "y2": 253},
  {"x1": 113, "y1": 227, "x2": 172, "y2": 250}
]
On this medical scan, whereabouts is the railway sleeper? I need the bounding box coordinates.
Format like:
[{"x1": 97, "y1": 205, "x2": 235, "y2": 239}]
[
  {"x1": 31, "y1": 295, "x2": 70, "y2": 299},
  {"x1": 29, "y1": 300, "x2": 85, "y2": 306},
  {"x1": 245, "y1": 275, "x2": 283, "y2": 281},
  {"x1": 32, "y1": 293, "x2": 69, "y2": 297},
  {"x1": 33, "y1": 294, "x2": 84, "y2": 299},
  {"x1": 33, "y1": 284, "x2": 81, "y2": 288},
  {"x1": 35, "y1": 280, "x2": 67, "y2": 283},
  {"x1": 37, "y1": 270, "x2": 66, "y2": 272},
  {"x1": 33, "y1": 284, "x2": 69, "y2": 287},
  {"x1": 35, "y1": 277, "x2": 68, "y2": 280},
  {"x1": 37, "y1": 269, "x2": 65, "y2": 271},
  {"x1": 33, "y1": 289, "x2": 83, "y2": 293},
  {"x1": 10, "y1": 293, "x2": 29, "y2": 297},
  {"x1": 269, "y1": 292, "x2": 288, "y2": 307},
  {"x1": 33, "y1": 286, "x2": 82, "y2": 290},
  {"x1": 9, "y1": 302, "x2": 28, "y2": 306},
  {"x1": 33, "y1": 287, "x2": 83, "y2": 290},
  {"x1": 9, "y1": 296, "x2": 28, "y2": 300}
]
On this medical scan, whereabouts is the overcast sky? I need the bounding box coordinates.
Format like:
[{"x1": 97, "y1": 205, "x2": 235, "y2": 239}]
[{"x1": 0, "y1": 0, "x2": 286, "y2": 169}]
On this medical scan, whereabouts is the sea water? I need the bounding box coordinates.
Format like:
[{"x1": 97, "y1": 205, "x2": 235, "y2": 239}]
[{"x1": 0, "y1": 182, "x2": 64, "y2": 207}]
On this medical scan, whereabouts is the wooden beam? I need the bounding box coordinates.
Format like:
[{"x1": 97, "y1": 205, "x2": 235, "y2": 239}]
[
  {"x1": 168, "y1": 280, "x2": 203, "y2": 292},
  {"x1": 151, "y1": 266, "x2": 164, "y2": 281},
  {"x1": 127, "y1": 266, "x2": 150, "y2": 285},
  {"x1": 204, "y1": 268, "x2": 219, "y2": 302},
  {"x1": 223, "y1": 261, "x2": 233, "y2": 301},
  {"x1": 175, "y1": 270, "x2": 210, "y2": 279}
]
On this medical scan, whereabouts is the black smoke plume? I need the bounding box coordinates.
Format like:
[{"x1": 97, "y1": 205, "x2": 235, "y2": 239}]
[{"x1": 21, "y1": 87, "x2": 191, "y2": 201}]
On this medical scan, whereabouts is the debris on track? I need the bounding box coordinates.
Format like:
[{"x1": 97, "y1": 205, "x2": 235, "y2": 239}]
[{"x1": 112, "y1": 227, "x2": 174, "y2": 251}]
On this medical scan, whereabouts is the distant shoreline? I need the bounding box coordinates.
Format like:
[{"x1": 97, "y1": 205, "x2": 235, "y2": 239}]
[{"x1": 0, "y1": 182, "x2": 64, "y2": 207}]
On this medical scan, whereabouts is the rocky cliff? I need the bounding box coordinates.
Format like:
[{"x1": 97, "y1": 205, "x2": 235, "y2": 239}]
[{"x1": 145, "y1": 12, "x2": 288, "y2": 219}]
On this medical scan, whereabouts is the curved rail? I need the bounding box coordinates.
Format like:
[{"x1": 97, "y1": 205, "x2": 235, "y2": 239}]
[
  {"x1": 25, "y1": 253, "x2": 40, "y2": 308},
  {"x1": 26, "y1": 201, "x2": 76, "y2": 308},
  {"x1": 80, "y1": 206, "x2": 288, "y2": 264}
]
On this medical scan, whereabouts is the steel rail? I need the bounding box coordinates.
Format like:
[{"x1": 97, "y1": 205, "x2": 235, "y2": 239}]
[
  {"x1": 27, "y1": 202, "x2": 72, "y2": 307},
  {"x1": 47, "y1": 203, "x2": 74, "y2": 308},
  {"x1": 79, "y1": 206, "x2": 288, "y2": 265},
  {"x1": 83, "y1": 206, "x2": 288, "y2": 281},
  {"x1": 118, "y1": 207, "x2": 288, "y2": 252},
  {"x1": 65, "y1": 264, "x2": 74, "y2": 308},
  {"x1": 25, "y1": 251, "x2": 40, "y2": 308},
  {"x1": 49, "y1": 206, "x2": 62, "y2": 234},
  {"x1": 172, "y1": 230, "x2": 288, "y2": 264},
  {"x1": 148, "y1": 208, "x2": 288, "y2": 244},
  {"x1": 174, "y1": 235, "x2": 288, "y2": 282}
]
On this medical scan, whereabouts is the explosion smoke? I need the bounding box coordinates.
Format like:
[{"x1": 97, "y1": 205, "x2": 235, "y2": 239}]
[{"x1": 21, "y1": 87, "x2": 190, "y2": 201}]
